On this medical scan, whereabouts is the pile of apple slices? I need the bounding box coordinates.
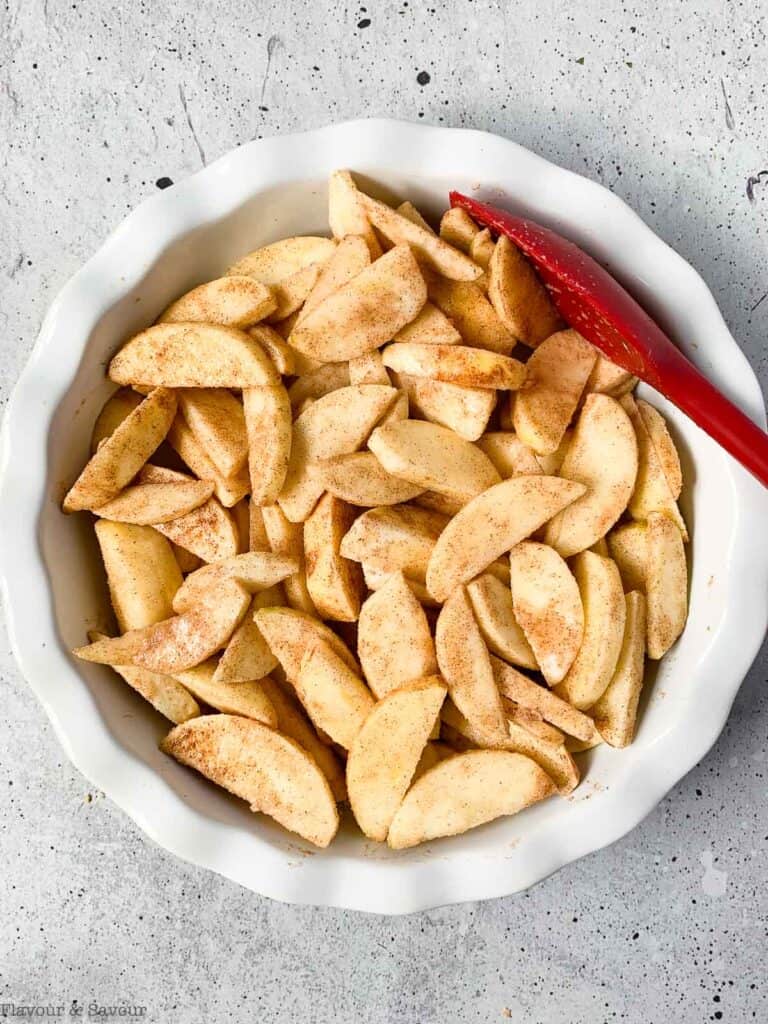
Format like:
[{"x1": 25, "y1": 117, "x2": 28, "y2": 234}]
[{"x1": 66, "y1": 170, "x2": 689, "y2": 849}]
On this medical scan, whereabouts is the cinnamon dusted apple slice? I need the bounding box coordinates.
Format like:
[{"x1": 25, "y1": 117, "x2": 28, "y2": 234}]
[
  {"x1": 159, "y1": 276, "x2": 277, "y2": 327},
  {"x1": 171, "y1": 552, "x2": 299, "y2": 613},
  {"x1": 161, "y1": 715, "x2": 339, "y2": 848},
  {"x1": 645, "y1": 512, "x2": 688, "y2": 659}
]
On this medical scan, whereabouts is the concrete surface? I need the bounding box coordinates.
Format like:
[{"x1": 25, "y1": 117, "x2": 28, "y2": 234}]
[{"x1": 1, "y1": 1, "x2": 767, "y2": 1021}]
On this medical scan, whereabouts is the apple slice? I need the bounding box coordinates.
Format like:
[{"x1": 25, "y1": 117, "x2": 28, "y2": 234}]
[
  {"x1": 512, "y1": 329, "x2": 597, "y2": 455},
  {"x1": 253, "y1": 606, "x2": 358, "y2": 683},
  {"x1": 591, "y1": 591, "x2": 647, "y2": 746},
  {"x1": 607, "y1": 522, "x2": 647, "y2": 592},
  {"x1": 585, "y1": 354, "x2": 636, "y2": 397},
  {"x1": 90, "y1": 388, "x2": 143, "y2": 452},
  {"x1": 348, "y1": 350, "x2": 391, "y2": 386},
  {"x1": 317, "y1": 452, "x2": 424, "y2": 507},
  {"x1": 297, "y1": 234, "x2": 371, "y2": 323},
  {"x1": 554, "y1": 551, "x2": 625, "y2": 710},
  {"x1": 491, "y1": 657, "x2": 597, "y2": 743},
  {"x1": 621, "y1": 394, "x2": 688, "y2": 539},
  {"x1": 109, "y1": 324, "x2": 279, "y2": 388},
  {"x1": 361, "y1": 194, "x2": 482, "y2": 281},
  {"x1": 159, "y1": 276, "x2": 277, "y2": 327},
  {"x1": 63, "y1": 388, "x2": 177, "y2": 512},
  {"x1": 166, "y1": 417, "x2": 250, "y2": 508},
  {"x1": 295, "y1": 639, "x2": 375, "y2": 750},
  {"x1": 279, "y1": 384, "x2": 398, "y2": 522},
  {"x1": 214, "y1": 588, "x2": 282, "y2": 683},
  {"x1": 637, "y1": 400, "x2": 683, "y2": 497},
  {"x1": 161, "y1": 715, "x2": 339, "y2": 848},
  {"x1": 393, "y1": 301, "x2": 462, "y2": 346},
  {"x1": 288, "y1": 246, "x2": 427, "y2": 362},
  {"x1": 476, "y1": 432, "x2": 543, "y2": 478},
  {"x1": 391, "y1": 372, "x2": 496, "y2": 441},
  {"x1": 488, "y1": 234, "x2": 562, "y2": 347},
  {"x1": 91, "y1": 480, "x2": 213, "y2": 525},
  {"x1": 383, "y1": 344, "x2": 525, "y2": 390},
  {"x1": 347, "y1": 677, "x2": 447, "y2": 842},
  {"x1": 357, "y1": 572, "x2": 437, "y2": 699},
  {"x1": 174, "y1": 661, "x2": 277, "y2": 726},
  {"x1": 261, "y1": 503, "x2": 316, "y2": 616},
  {"x1": 387, "y1": 749, "x2": 554, "y2": 849},
  {"x1": 243, "y1": 385, "x2": 292, "y2": 506},
  {"x1": 327, "y1": 170, "x2": 382, "y2": 259},
  {"x1": 176, "y1": 388, "x2": 249, "y2": 477},
  {"x1": 645, "y1": 513, "x2": 688, "y2": 659},
  {"x1": 426, "y1": 273, "x2": 514, "y2": 354},
  {"x1": 287, "y1": 363, "x2": 350, "y2": 410},
  {"x1": 172, "y1": 552, "x2": 299, "y2": 613},
  {"x1": 74, "y1": 580, "x2": 250, "y2": 674},
  {"x1": 303, "y1": 494, "x2": 364, "y2": 622},
  {"x1": 425, "y1": 476, "x2": 586, "y2": 602},
  {"x1": 368, "y1": 420, "x2": 500, "y2": 503},
  {"x1": 95, "y1": 520, "x2": 182, "y2": 632},
  {"x1": 435, "y1": 586, "x2": 507, "y2": 745},
  {"x1": 227, "y1": 236, "x2": 335, "y2": 282},
  {"x1": 544, "y1": 394, "x2": 638, "y2": 558},
  {"x1": 509, "y1": 541, "x2": 584, "y2": 685},
  {"x1": 339, "y1": 503, "x2": 446, "y2": 581},
  {"x1": 466, "y1": 573, "x2": 537, "y2": 670},
  {"x1": 439, "y1": 207, "x2": 480, "y2": 250}
]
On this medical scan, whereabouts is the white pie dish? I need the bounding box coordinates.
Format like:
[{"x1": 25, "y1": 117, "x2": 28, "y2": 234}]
[{"x1": 1, "y1": 118, "x2": 767, "y2": 914}]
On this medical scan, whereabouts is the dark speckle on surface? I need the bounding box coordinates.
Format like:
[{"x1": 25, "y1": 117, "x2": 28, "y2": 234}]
[
  {"x1": 416, "y1": 70, "x2": 430, "y2": 85},
  {"x1": 155, "y1": 177, "x2": 174, "y2": 190},
  {"x1": 357, "y1": 17, "x2": 371, "y2": 28}
]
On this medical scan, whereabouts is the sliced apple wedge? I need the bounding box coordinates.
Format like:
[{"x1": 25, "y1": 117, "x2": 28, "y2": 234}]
[
  {"x1": 591, "y1": 591, "x2": 647, "y2": 746},
  {"x1": 554, "y1": 551, "x2": 625, "y2": 710},
  {"x1": 177, "y1": 388, "x2": 249, "y2": 478},
  {"x1": 88, "y1": 630, "x2": 200, "y2": 724},
  {"x1": 347, "y1": 677, "x2": 447, "y2": 842},
  {"x1": 426, "y1": 273, "x2": 515, "y2": 354},
  {"x1": 439, "y1": 206, "x2": 480, "y2": 251},
  {"x1": 476, "y1": 432, "x2": 543, "y2": 478},
  {"x1": 90, "y1": 388, "x2": 143, "y2": 453},
  {"x1": 491, "y1": 657, "x2": 597, "y2": 743},
  {"x1": 488, "y1": 234, "x2": 562, "y2": 347},
  {"x1": 92, "y1": 480, "x2": 214, "y2": 525},
  {"x1": 279, "y1": 384, "x2": 398, "y2": 522},
  {"x1": 327, "y1": 170, "x2": 382, "y2": 259},
  {"x1": 159, "y1": 275, "x2": 277, "y2": 327},
  {"x1": 303, "y1": 493, "x2": 364, "y2": 622},
  {"x1": 357, "y1": 572, "x2": 437, "y2": 699},
  {"x1": 74, "y1": 579, "x2": 250, "y2": 674},
  {"x1": 317, "y1": 452, "x2": 424, "y2": 507},
  {"x1": 226, "y1": 235, "x2": 336, "y2": 283},
  {"x1": 392, "y1": 372, "x2": 496, "y2": 441},
  {"x1": 295, "y1": 638, "x2": 375, "y2": 749},
  {"x1": 361, "y1": 194, "x2": 482, "y2": 281},
  {"x1": 64, "y1": 388, "x2": 177, "y2": 512},
  {"x1": 585, "y1": 354, "x2": 636, "y2": 397},
  {"x1": 249, "y1": 324, "x2": 296, "y2": 375},
  {"x1": 621, "y1": 394, "x2": 688, "y2": 539},
  {"x1": 387, "y1": 749, "x2": 554, "y2": 849},
  {"x1": 109, "y1": 324, "x2": 279, "y2": 388},
  {"x1": 288, "y1": 246, "x2": 427, "y2": 362},
  {"x1": 512, "y1": 329, "x2": 596, "y2": 455},
  {"x1": 243, "y1": 385, "x2": 292, "y2": 506},
  {"x1": 396, "y1": 200, "x2": 435, "y2": 232},
  {"x1": 509, "y1": 541, "x2": 584, "y2": 685},
  {"x1": 469, "y1": 228, "x2": 495, "y2": 269},
  {"x1": 368, "y1": 420, "x2": 500, "y2": 503},
  {"x1": 261, "y1": 503, "x2": 317, "y2": 616},
  {"x1": 637, "y1": 399, "x2": 683, "y2": 498},
  {"x1": 287, "y1": 362, "x2": 351, "y2": 410},
  {"x1": 297, "y1": 234, "x2": 371, "y2": 323},
  {"x1": 253, "y1": 606, "x2": 358, "y2": 683},
  {"x1": 259, "y1": 677, "x2": 346, "y2": 802},
  {"x1": 174, "y1": 661, "x2": 277, "y2": 726},
  {"x1": 339, "y1": 503, "x2": 446, "y2": 581},
  {"x1": 95, "y1": 520, "x2": 182, "y2": 632},
  {"x1": 607, "y1": 521, "x2": 647, "y2": 592},
  {"x1": 544, "y1": 394, "x2": 638, "y2": 558},
  {"x1": 383, "y1": 343, "x2": 525, "y2": 390},
  {"x1": 213, "y1": 588, "x2": 282, "y2": 683},
  {"x1": 161, "y1": 715, "x2": 339, "y2": 848},
  {"x1": 466, "y1": 573, "x2": 538, "y2": 670},
  {"x1": 172, "y1": 552, "x2": 299, "y2": 613},
  {"x1": 140, "y1": 465, "x2": 240, "y2": 564},
  {"x1": 166, "y1": 417, "x2": 250, "y2": 508},
  {"x1": 645, "y1": 512, "x2": 688, "y2": 659},
  {"x1": 435, "y1": 586, "x2": 507, "y2": 746},
  {"x1": 393, "y1": 301, "x2": 462, "y2": 346},
  {"x1": 425, "y1": 475, "x2": 586, "y2": 602}
]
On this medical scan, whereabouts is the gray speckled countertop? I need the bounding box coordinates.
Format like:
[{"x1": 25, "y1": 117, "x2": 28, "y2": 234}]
[{"x1": 1, "y1": 2, "x2": 766, "y2": 1022}]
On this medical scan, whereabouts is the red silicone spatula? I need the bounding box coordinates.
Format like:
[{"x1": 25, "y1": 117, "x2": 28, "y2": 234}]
[{"x1": 450, "y1": 192, "x2": 768, "y2": 487}]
